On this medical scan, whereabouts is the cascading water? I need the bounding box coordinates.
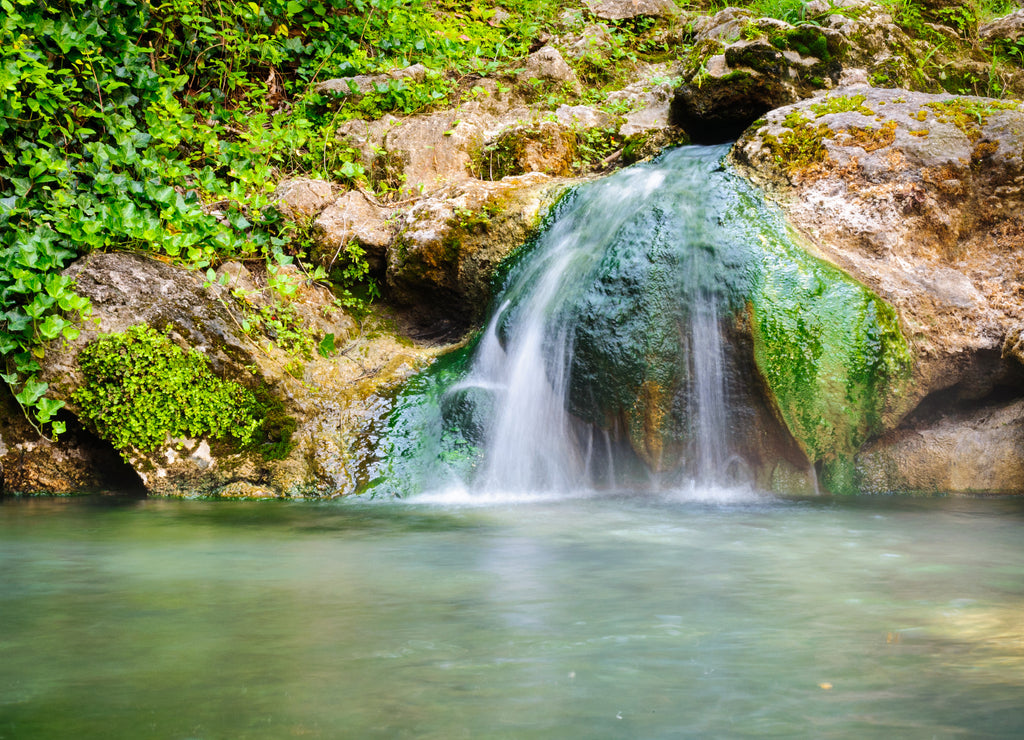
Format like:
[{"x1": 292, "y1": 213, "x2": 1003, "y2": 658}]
[
  {"x1": 462, "y1": 146, "x2": 737, "y2": 493},
  {"x1": 372, "y1": 145, "x2": 914, "y2": 498}
]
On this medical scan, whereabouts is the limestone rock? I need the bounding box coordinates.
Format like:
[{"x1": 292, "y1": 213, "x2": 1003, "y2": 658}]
[
  {"x1": 856, "y1": 399, "x2": 1024, "y2": 494},
  {"x1": 313, "y1": 191, "x2": 396, "y2": 273},
  {"x1": 606, "y1": 72, "x2": 676, "y2": 137},
  {"x1": 20, "y1": 252, "x2": 428, "y2": 498},
  {"x1": 483, "y1": 121, "x2": 578, "y2": 178},
  {"x1": 672, "y1": 15, "x2": 848, "y2": 142},
  {"x1": 980, "y1": 10, "x2": 1024, "y2": 43},
  {"x1": 732, "y1": 86, "x2": 1024, "y2": 483},
  {"x1": 336, "y1": 98, "x2": 539, "y2": 197},
  {"x1": 271, "y1": 178, "x2": 334, "y2": 221},
  {"x1": 554, "y1": 104, "x2": 614, "y2": 129},
  {"x1": 688, "y1": 6, "x2": 755, "y2": 42},
  {"x1": 1004, "y1": 323, "x2": 1024, "y2": 366},
  {"x1": 314, "y1": 64, "x2": 429, "y2": 96},
  {"x1": 388, "y1": 173, "x2": 564, "y2": 322},
  {"x1": 672, "y1": 0, "x2": 1024, "y2": 143},
  {"x1": 517, "y1": 46, "x2": 579, "y2": 88},
  {"x1": 590, "y1": 0, "x2": 679, "y2": 21}
]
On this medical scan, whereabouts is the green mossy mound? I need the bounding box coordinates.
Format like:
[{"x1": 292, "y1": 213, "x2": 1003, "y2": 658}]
[{"x1": 375, "y1": 148, "x2": 915, "y2": 495}]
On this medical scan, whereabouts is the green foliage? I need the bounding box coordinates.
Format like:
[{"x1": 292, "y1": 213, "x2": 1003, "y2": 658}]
[
  {"x1": 239, "y1": 300, "x2": 318, "y2": 359},
  {"x1": 72, "y1": 324, "x2": 261, "y2": 453}
]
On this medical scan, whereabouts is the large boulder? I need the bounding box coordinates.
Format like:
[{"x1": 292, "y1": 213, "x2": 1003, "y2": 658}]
[
  {"x1": 733, "y1": 86, "x2": 1024, "y2": 493},
  {"x1": 388, "y1": 173, "x2": 566, "y2": 325},
  {"x1": 271, "y1": 178, "x2": 335, "y2": 221},
  {"x1": 14, "y1": 252, "x2": 433, "y2": 498}
]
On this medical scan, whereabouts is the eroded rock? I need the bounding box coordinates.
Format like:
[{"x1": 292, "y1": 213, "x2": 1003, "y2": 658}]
[
  {"x1": 980, "y1": 10, "x2": 1024, "y2": 44},
  {"x1": 517, "y1": 46, "x2": 580, "y2": 90},
  {"x1": 271, "y1": 178, "x2": 335, "y2": 221},
  {"x1": 733, "y1": 86, "x2": 1024, "y2": 492},
  {"x1": 22, "y1": 252, "x2": 432, "y2": 498},
  {"x1": 388, "y1": 173, "x2": 565, "y2": 322},
  {"x1": 857, "y1": 399, "x2": 1024, "y2": 494},
  {"x1": 313, "y1": 190, "x2": 396, "y2": 273}
]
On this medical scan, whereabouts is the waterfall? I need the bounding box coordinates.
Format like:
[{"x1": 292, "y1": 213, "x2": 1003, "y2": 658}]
[
  {"x1": 373, "y1": 144, "x2": 913, "y2": 499},
  {"x1": 445, "y1": 146, "x2": 740, "y2": 494}
]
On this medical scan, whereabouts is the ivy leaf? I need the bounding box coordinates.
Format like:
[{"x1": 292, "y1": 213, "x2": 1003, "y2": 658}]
[
  {"x1": 15, "y1": 378, "x2": 47, "y2": 406},
  {"x1": 317, "y1": 332, "x2": 335, "y2": 357}
]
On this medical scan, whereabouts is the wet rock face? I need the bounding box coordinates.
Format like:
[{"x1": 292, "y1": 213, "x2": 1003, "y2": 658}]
[{"x1": 733, "y1": 86, "x2": 1024, "y2": 493}]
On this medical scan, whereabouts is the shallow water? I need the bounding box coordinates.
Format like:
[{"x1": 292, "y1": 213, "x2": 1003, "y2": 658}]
[{"x1": 2, "y1": 492, "x2": 1023, "y2": 738}]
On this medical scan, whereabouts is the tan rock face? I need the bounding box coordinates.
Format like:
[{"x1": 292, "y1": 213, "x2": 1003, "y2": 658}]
[
  {"x1": 856, "y1": 399, "x2": 1024, "y2": 494},
  {"x1": 271, "y1": 178, "x2": 334, "y2": 221},
  {"x1": 388, "y1": 173, "x2": 565, "y2": 322},
  {"x1": 313, "y1": 191, "x2": 396, "y2": 273},
  {"x1": 733, "y1": 86, "x2": 1024, "y2": 493},
  {"x1": 17, "y1": 252, "x2": 433, "y2": 498}
]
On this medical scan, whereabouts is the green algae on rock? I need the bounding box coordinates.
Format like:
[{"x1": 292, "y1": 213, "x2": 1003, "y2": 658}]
[{"x1": 372, "y1": 146, "x2": 915, "y2": 495}]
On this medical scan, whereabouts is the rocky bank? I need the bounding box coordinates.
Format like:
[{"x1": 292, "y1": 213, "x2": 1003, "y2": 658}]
[{"x1": 3, "y1": 0, "x2": 1023, "y2": 496}]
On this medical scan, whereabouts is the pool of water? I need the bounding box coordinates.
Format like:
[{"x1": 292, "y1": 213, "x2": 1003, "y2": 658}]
[{"x1": 2, "y1": 491, "x2": 1023, "y2": 738}]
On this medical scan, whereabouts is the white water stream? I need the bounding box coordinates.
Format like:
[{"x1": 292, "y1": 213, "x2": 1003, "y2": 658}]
[{"x1": 449, "y1": 147, "x2": 737, "y2": 495}]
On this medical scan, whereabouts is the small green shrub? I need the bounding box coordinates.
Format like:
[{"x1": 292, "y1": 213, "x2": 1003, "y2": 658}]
[{"x1": 72, "y1": 324, "x2": 261, "y2": 453}]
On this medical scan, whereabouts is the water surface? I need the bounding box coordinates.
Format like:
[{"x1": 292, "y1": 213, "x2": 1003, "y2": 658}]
[{"x1": 2, "y1": 493, "x2": 1023, "y2": 738}]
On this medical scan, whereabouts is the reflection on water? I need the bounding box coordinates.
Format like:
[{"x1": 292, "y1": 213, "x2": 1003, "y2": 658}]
[{"x1": 1, "y1": 493, "x2": 1023, "y2": 738}]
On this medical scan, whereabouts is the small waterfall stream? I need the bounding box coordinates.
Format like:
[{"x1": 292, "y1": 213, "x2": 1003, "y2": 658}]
[{"x1": 447, "y1": 146, "x2": 740, "y2": 494}]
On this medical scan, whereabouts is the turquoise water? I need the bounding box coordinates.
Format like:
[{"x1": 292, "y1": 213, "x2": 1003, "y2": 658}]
[{"x1": 2, "y1": 492, "x2": 1023, "y2": 738}]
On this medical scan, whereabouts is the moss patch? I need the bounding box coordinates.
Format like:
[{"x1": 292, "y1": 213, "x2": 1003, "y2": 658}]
[
  {"x1": 746, "y1": 225, "x2": 914, "y2": 494},
  {"x1": 72, "y1": 325, "x2": 261, "y2": 454},
  {"x1": 926, "y1": 98, "x2": 1020, "y2": 142},
  {"x1": 810, "y1": 93, "x2": 874, "y2": 118},
  {"x1": 762, "y1": 122, "x2": 833, "y2": 175},
  {"x1": 770, "y1": 25, "x2": 832, "y2": 62},
  {"x1": 838, "y1": 120, "x2": 898, "y2": 151}
]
